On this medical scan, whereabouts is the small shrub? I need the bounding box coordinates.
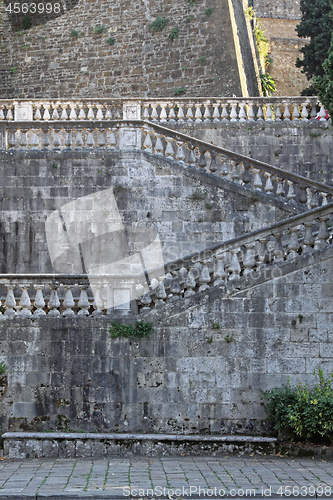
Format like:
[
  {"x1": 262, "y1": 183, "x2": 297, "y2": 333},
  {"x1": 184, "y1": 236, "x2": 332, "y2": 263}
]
[
  {"x1": 205, "y1": 7, "x2": 214, "y2": 15},
  {"x1": 211, "y1": 321, "x2": 220, "y2": 329},
  {"x1": 186, "y1": 0, "x2": 197, "y2": 4},
  {"x1": 185, "y1": 15, "x2": 195, "y2": 22},
  {"x1": 224, "y1": 334, "x2": 234, "y2": 343},
  {"x1": 263, "y1": 369, "x2": 333, "y2": 443},
  {"x1": 189, "y1": 189, "x2": 206, "y2": 202},
  {"x1": 94, "y1": 25, "x2": 107, "y2": 34},
  {"x1": 199, "y1": 56, "x2": 206, "y2": 66},
  {"x1": 106, "y1": 37, "x2": 115, "y2": 45},
  {"x1": 0, "y1": 362, "x2": 7, "y2": 375},
  {"x1": 169, "y1": 26, "x2": 179, "y2": 41},
  {"x1": 174, "y1": 87, "x2": 186, "y2": 95},
  {"x1": 9, "y1": 67, "x2": 16, "y2": 74},
  {"x1": 260, "y1": 73, "x2": 276, "y2": 97},
  {"x1": 109, "y1": 321, "x2": 154, "y2": 340},
  {"x1": 22, "y1": 15, "x2": 32, "y2": 30},
  {"x1": 149, "y1": 17, "x2": 169, "y2": 32},
  {"x1": 70, "y1": 29, "x2": 79, "y2": 38}
]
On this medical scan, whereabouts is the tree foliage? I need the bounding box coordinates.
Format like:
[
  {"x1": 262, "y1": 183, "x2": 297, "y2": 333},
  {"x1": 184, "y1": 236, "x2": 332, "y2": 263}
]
[{"x1": 296, "y1": 0, "x2": 333, "y2": 92}]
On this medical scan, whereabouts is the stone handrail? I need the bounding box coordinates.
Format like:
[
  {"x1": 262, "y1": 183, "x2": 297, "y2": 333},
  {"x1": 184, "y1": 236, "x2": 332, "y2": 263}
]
[
  {"x1": 0, "y1": 203, "x2": 332, "y2": 317},
  {"x1": 1, "y1": 119, "x2": 333, "y2": 211},
  {"x1": 0, "y1": 97, "x2": 329, "y2": 123}
]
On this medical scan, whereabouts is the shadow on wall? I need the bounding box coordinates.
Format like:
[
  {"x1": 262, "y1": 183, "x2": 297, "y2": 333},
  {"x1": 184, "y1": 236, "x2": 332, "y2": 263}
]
[{"x1": 3, "y1": 0, "x2": 80, "y2": 32}]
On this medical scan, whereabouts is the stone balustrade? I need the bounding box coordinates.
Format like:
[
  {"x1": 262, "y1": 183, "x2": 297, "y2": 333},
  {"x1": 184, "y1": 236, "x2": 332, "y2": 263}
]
[
  {"x1": 139, "y1": 202, "x2": 333, "y2": 313},
  {"x1": 0, "y1": 203, "x2": 332, "y2": 318},
  {"x1": 0, "y1": 97, "x2": 329, "y2": 123}
]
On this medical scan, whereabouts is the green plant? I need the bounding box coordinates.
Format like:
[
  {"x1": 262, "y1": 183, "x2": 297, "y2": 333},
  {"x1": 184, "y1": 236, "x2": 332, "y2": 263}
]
[
  {"x1": 185, "y1": 15, "x2": 195, "y2": 22},
  {"x1": 186, "y1": 0, "x2": 197, "y2": 3},
  {"x1": 263, "y1": 369, "x2": 333, "y2": 443},
  {"x1": 94, "y1": 25, "x2": 107, "y2": 34},
  {"x1": 9, "y1": 67, "x2": 16, "y2": 74},
  {"x1": 245, "y1": 6, "x2": 255, "y2": 20},
  {"x1": 0, "y1": 362, "x2": 7, "y2": 375},
  {"x1": 149, "y1": 17, "x2": 169, "y2": 32},
  {"x1": 207, "y1": 337, "x2": 213, "y2": 344},
  {"x1": 224, "y1": 334, "x2": 234, "y2": 343},
  {"x1": 106, "y1": 37, "x2": 115, "y2": 45},
  {"x1": 22, "y1": 15, "x2": 32, "y2": 30},
  {"x1": 70, "y1": 29, "x2": 79, "y2": 38},
  {"x1": 298, "y1": 314, "x2": 304, "y2": 324},
  {"x1": 52, "y1": 163, "x2": 57, "y2": 169},
  {"x1": 211, "y1": 321, "x2": 220, "y2": 329},
  {"x1": 205, "y1": 7, "x2": 214, "y2": 15},
  {"x1": 109, "y1": 321, "x2": 154, "y2": 340},
  {"x1": 189, "y1": 189, "x2": 206, "y2": 202},
  {"x1": 260, "y1": 73, "x2": 276, "y2": 97},
  {"x1": 169, "y1": 26, "x2": 179, "y2": 41},
  {"x1": 199, "y1": 56, "x2": 206, "y2": 66},
  {"x1": 174, "y1": 87, "x2": 186, "y2": 95}
]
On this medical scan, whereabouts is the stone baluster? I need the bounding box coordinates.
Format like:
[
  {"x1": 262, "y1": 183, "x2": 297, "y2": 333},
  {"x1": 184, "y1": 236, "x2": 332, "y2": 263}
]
[
  {"x1": 265, "y1": 103, "x2": 273, "y2": 122},
  {"x1": 257, "y1": 237, "x2": 269, "y2": 269},
  {"x1": 64, "y1": 131, "x2": 72, "y2": 150},
  {"x1": 176, "y1": 142, "x2": 185, "y2": 164},
  {"x1": 315, "y1": 217, "x2": 330, "y2": 249},
  {"x1": 198, "y1": 259, "x2": 211, "y2": 292},
  {"x1": 107, "y1": 129, "x2": 117, "y2": 150},
  {"x1": 78, "y1": 105, "x2": 86, "y2": 120},
  {"x1": 31, "y1": 130, "x2": 40, "y2": 150},
  {"x1": 52, "y1": 129, "x2": 61, "y2": 150},
  {"x1": 51, "y1": 106, "x2": 59, "y2": 120},
  {"x1": 256, "y1": 103, "x2": 264, "y2": 121},
  {"x1": 4, "y1": 285, "x2": 17, "y2": 318},
  {"x1": 302, "y1": 220, "x2": 315, "y2": 253},
  {"x1": 43, "y1": 103, "x2": 51, "y2": 121},
  {"x1": 282, "y1": 102, "x2": 291, "y2": 121},
  {"x1": 165, "y1": 138, "x2": 174, "y2": 158},
  {"x1": 221, "y1": 159, "x2": 230, "y2": 179},
  {"x1": 48, "y1": 285, "x2": 61, "y2": 316},
  {"x1": 62, "y1": 286, "x2": 75, "y2": 317},
  {"x1": 238, "y1": 102, "x2": 247, "y2": 122},
  {"x1": 0, "y1": 106, "x2": 5, "y2": 120},
  {"x1": 187, "y1": 145, "x2": 196, "y2": 166},
  {"x1": 96, "y1": 105, "x2": 104, "y2": 120},
  {"x1": 8, "y1": 131, "x2": 16, "y2": 149},
  {"x1": 287, "y1": 226, "x2": 300, "y2": 260},
  {"x1": 6, "y1": 107, "x2": 13, "y2": 120},
  {"x1": 286, "y1": 181, "x2": 296, "y2": 203},
  {"x1": 213, "y1": 252, "x2": 226, "y2": 286},
  {"x1": 186, "y1": 104, "x2": 194, "y2": 123},
  {"x1": 177, "y1": 104, "x2": 185, "y2": 124},
  {"x1": 75, "y1": 130, "x2": 84, "y2": 150},
  {"x1": 318, "y1": 104, "x2": 327, "y2": 121},
  {"x1": 292, "y1": 103, "x2": 300, "y2": 121},
  {"x1": 34, "y1": 104, "x2": 42, "y2": 120},
  {"x1": 154, "y1": 280, "x2": 167, "y2": 307},
  {"x1": 78, "y1": 286, "x2": 90, "y2": 316},
  {"x1": 242, "y1": 163, "x2": 252, "y2": 185},
  {"x1": 160, "y1": 103, "x2": 168, "y2": 124},
  {"x1": 154, "y1": 135, "x2": 164, "y2": 156},
  {"x1": 105, "y1": 106, "x2": 112, "y2": 120},
  {"x1": 221, "y1": 103, "x2": 229, "y2": 122},
  {"x1": 228, "y1": 249, "x2": 241, "y2": 280},
  {"x1": 33, "y1": 285, "x2": 46, "y2": 316},
  {"x1": 168, "y1": 105, "x2": 176, "y2": 124},
  {"x1": 195, "y1": 103, "x2": 203, "y2": 123},
  {"x1": 198, "y1": 151, "x2": 207, "y2": 169},
  {"x1": 143, "y1": 130, "x2": 153, "y2": 153},
  {"x1": 139, "y1": 292, "x2": 152, "y2": 313},
  {"x1": 309, "y1": 189, "x2": 319, "y2": 209},
  {"x1": 252, "y1": 168, "x2": 263, "y2": 190},
  {"x1": 86, "y1": 131, "x2": 95, "y2": 149},
  {"x1": 184, "y1": 270, "x2": 196, "y2": 297},
  {"x1": 143, "y1": 103, "x2": 150, "y2": 121},
  {"x1": 298, "y1": 185, "x2": 308, "y2": 205},
  {"x1": 321, "y1": 192, "x2": 328, "y2": 206},
  {"x1": 170, "y1": 275, "x2": 182, "y2": 299},
  {"x1": 301, "y1": 102, "x2": 309, "y2": 121},
  {"x1": 179, "y1": 267, "x2": 188, "y2": 287},
  {"x1": 69, "y1": 105, "x2": 78, "y2": 120},
  {"x1": 114, "y1": 107, "x2": 121, "y2": 120},
  {"x1": 273, "y1": 232, "x2": 284, "y2": 262},
  {"x1": 243, "y1": 242, "x2": 256, "y2": 276},
  {"x1": 275, "y1": 177, "x2": 285, "y2": 196},
  {"x1": 19, "y1": 129, "x2": 28, "y2": 150},
  {"x1": 151, "y1": 103, "x2": 159, "y2": 122},
  {"x1": 204, "y1": 102, "x2": 212, "y2": 123},
  {"x1": 231, "y1": 161, "x2": 241, "y2": 183},
  {"x1": 42, "y1": 130, "x2": 50, "y2": 150},
  {"x1": 87, "y1": 105, "x2": 95, "y2": 120},
  {"x1": 212, "y1": 102, "x2": 221, "y2": 122},
  {"x1": 310, "y1": 103, "x2": 317, "y2": 121},
  {"x1": 264, "y1": 172, "x2": 274, "y2": 194},
  {"x1": 229, "y1": 101, "x2": 238, "y2": 122},
  {"x1": 209, "y1": 155, "x2": 218, "y2": 173},
  {"x1": 60, "y1": 104, "x2": 68, "y2": 120},
  {"x1": 17, "y1": 286, "x2": 32, "y2": 318},
  {"x1": 275, "y1": 104, "x2": 282, "y2": 121},
  {"x1": 97, "y1": 131, "x2": 106, "y2": 149},
  {"x1": 247, "y1": 102, "x2": 255, "y2": 121},
  {"x1": 91, "y1": 283, "x2": 104, "y2": 316}
]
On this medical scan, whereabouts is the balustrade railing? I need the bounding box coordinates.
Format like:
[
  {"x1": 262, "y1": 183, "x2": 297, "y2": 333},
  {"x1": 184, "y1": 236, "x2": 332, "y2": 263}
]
[
  {"x1": 0, "y1": 204, "x2": 332, "y2": 318},
  {"x1": 0, "y1": 97, "x2": 329, "y2": 123}
]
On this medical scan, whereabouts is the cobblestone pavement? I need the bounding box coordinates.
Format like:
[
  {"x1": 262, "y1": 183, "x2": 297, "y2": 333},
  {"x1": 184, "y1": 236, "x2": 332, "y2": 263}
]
[{"x1": 0, "y1": 456, "x2": 332, "y2": 499}]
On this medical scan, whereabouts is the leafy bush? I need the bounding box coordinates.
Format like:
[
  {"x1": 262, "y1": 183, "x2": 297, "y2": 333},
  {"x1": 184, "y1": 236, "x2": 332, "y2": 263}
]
[
  {"x1": 260, "y1": 73, "x2": 276, "y2": 96},
  {"x1": 263, "y1": 369, "x2": 333, "y2": 443},
  {"x1": 106, "y1": 37, "x2": 115, "y2": 45},
  {"x1": 174, "y1": 87, "x2": 186, "y2": 95},
  {"x1": 149, "y1": 17, "x2": 169, "y2": 32},
  {"x1": 0, "y1": 362, "x2": 7, "y2": 375},
  {"x1": 94, "y1": 25, "x2": 107, "y2": 34},
  {"x1": 109, "y1": 321, "x2": 154, "y2": 340},
  {"x1": 169, "y1": 26, "x2": 179, "y2": 41}
]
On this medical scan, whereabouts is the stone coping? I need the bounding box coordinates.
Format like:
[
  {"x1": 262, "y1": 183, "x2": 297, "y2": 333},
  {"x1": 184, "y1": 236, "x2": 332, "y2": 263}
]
[{"x1": 3, "y1": 432, "x2": 277, "y2": 442}]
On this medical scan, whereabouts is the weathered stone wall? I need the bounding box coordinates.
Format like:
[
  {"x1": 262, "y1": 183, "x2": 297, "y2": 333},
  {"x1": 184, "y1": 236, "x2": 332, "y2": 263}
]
[
  {"x1": 0, "y1": 0, "x2": 259, "y2": 98},
  {"x1": 0, "y1": 148, "x2": 293, "y2": 274},
  {"x1": 1, "y1": 247, "x2": 332, "y2": 435},
  {"x1": 177, "y1": 122, "x2": 333, "y2": 184},
  {"x1": 254, "y1": 0, "x2": 301, "y2": 20}
]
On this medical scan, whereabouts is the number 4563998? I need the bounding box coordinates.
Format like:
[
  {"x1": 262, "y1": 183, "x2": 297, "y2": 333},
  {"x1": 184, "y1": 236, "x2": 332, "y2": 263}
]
[{"x1": 5, "y1": 3, "x2": 61, "y2": 14}]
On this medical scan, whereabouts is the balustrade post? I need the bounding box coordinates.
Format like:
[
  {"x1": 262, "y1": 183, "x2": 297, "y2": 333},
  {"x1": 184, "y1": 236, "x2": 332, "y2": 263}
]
[
  {"x1": 243, "y1": 242, "x2": 256, "y2": 275},
  {"x1": 287, "y1": 226, "x2": 300, "y2": 260},
  {"x1": 33, "y1": 285, "x2": 46, "y2": 316}
]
